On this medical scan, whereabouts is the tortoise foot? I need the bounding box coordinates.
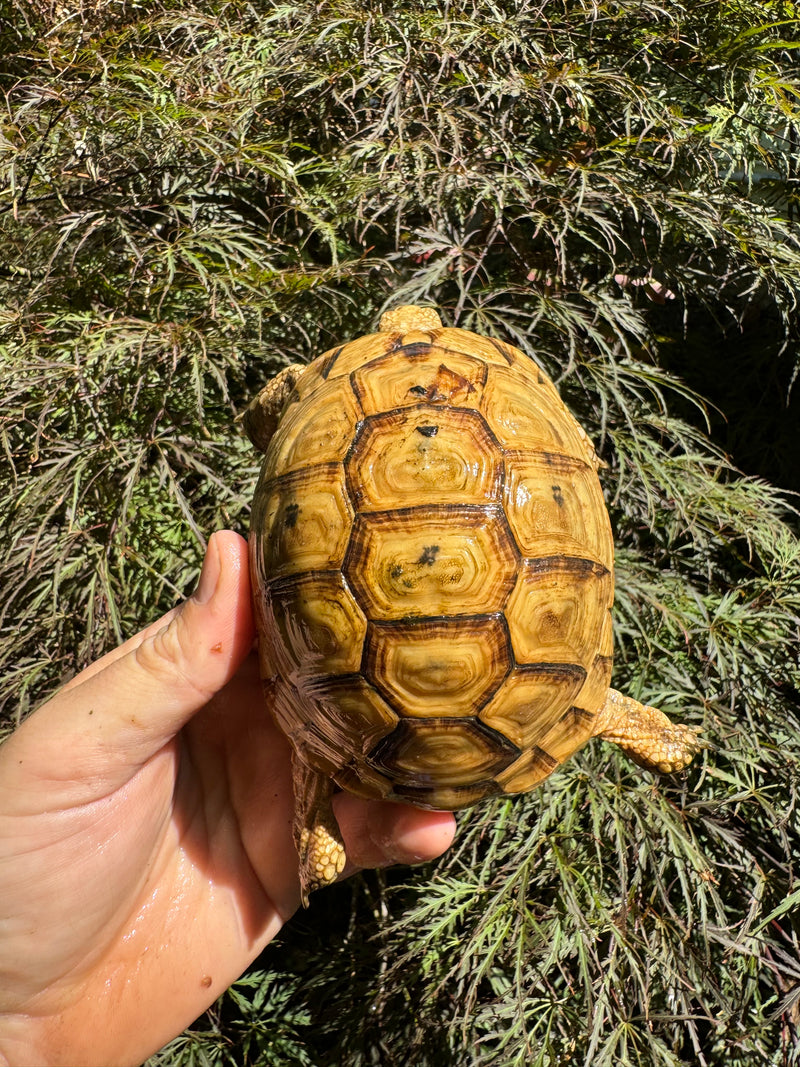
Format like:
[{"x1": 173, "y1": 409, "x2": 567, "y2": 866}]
[
  {"x1": 292, "y1": 754, "x2": 346, "y2": 906},
  {"x1": 297, "y1": 821, "x2": 347, "y2": 906}
]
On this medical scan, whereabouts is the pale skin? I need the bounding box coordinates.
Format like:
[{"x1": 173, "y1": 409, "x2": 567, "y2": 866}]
[{"x1": 0, "y1": 531, "x2": 456, "y2": 1067}]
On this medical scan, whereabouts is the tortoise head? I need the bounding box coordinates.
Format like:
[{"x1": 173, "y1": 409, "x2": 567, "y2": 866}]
[{"x1": 378, "y1": 305, "x2": 442, "y2": 334}]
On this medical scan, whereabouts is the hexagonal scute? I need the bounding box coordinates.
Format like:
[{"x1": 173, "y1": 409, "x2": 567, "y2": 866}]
[
  {"x1": 345, "y1": 505, "x2": 519, "y2": 621},
  {"x1": 368, "y1": 717, "x2": 519, "y2": 788},
  {"x1": 494, "y1": 745, "x2": 559, "y2": 795},
  {"x1": 364, "y1": 615, "x2": 511, "y2": 719},
  {"x1": 265, "y1": 572, "x2": 367, "y2": 684},
  {"x1": 303, "y1": 675, "x2": 399, "y2": 758},
  {"x1": 351, "y1": 349, "x2": 487, "y2": 415},
  {"x1": 481, "y1": 363, "x2": 597, "y2": 464},
  {"x1": 251, "y1": 463, "x2": 353, "y2": 581},
  {"x1": 503, "y1": 452, "x2": 613, "y2": 569},
  {"x1": 265, "y1": 376, "x2": 363, "y2": 478},
  {"x1": 479, "y1": 663, "x2": 586, "y2": 750},
  {"x1": 346, "y1": 406, "x2": 502, "y2": 512},
  {"x1": 505, "y1": 557, "x2": 612, "y2": 668}
]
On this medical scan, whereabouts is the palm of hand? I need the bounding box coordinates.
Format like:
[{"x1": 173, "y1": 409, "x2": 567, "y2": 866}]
[
  {"x1": 0, "y1": 659, "x2": 296, "y2": 1064},
  {"x1": 0, "y1": 533, "x2": 455, "y2": 1067}
]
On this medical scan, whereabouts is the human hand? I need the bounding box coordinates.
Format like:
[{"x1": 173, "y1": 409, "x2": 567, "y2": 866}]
[{"x1": 0, "y1": 531, "x2": 455, "y2": 1067}]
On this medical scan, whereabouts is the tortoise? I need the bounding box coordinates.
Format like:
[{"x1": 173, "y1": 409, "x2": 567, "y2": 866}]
[{"x1": 243, "y1": 305, "x2": 702, "y2": 904}]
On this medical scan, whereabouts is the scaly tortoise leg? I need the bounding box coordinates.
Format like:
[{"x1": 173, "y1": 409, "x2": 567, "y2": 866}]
[
  {"x1": 594, "y1": 688, "x2": 703, "y2": 773},
  {"x1": 240, "y1": 362, "x2": 307, "y2": 452},
  {"x1": 291, "y1": 752, "x2": 346, "y2": 907}
]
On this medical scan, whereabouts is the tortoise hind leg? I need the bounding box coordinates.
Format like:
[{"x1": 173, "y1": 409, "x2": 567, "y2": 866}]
[
  {"x1": 594, "y1": 688, "x2": 703, "y2": 773},
  {"x1": 291, "y1": 752, "x2": 346, "y2": 907}
]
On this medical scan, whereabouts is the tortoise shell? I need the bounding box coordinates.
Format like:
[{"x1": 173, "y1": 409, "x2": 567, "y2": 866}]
[{"x1": 249, "y1": 307, "x2": 615, "y2": 810}]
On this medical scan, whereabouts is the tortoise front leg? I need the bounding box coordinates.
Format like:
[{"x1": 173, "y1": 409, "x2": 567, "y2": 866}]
[
  {"x1": 594, "y1": 689, "x2": 703, "y2": 773},
  {"x1": 240, "y1": 362, "x2": 307, "y2": 452},
  {"x1": 291, "y1": 752, "x2": 346, "y2": 907}
]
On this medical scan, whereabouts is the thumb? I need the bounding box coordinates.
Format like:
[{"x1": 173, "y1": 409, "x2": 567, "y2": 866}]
[{"x1": 4, "y1": 531, "x2": 255, "y2": 799}]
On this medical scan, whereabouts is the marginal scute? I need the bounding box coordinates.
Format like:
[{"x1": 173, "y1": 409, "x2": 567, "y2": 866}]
[
  {"x1": 333, "y1": 760, "x2": 394, "y2": 800},
  {"x1": 535, "y1": 705, "x2": 597, "y2": 766},
  {"x1": 577, "y1": 656, "x2": 613, "y2": 720},
  {"x1": 269, "y1": 680, "x2": 344, "y2": 774},
  {"x1": 305, "y1": 676, "x2": 399, "y2": 756},
  {"x1": 389, "y1": 778, "x2": 500, "y2": 811},
  {"x1": 494, "y1": 745, "x2": 559, "y2": 794},
  {"x1": 598, "y1": 608, "x2": 614, "y2": 657}
]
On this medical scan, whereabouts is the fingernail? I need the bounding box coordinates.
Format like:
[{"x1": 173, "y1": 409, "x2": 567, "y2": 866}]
[{"x1": 193, "y1": 535, "x2": 221, "y2": 605}]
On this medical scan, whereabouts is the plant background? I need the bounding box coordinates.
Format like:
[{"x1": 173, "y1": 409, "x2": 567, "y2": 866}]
[{"x1": 1, "y1": 1, "x2": 800, "y2": 1064}]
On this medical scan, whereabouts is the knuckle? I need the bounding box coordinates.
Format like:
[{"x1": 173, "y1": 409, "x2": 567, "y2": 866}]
[{"x1": 133, "y1": 609, "x2": 216, "y2": 705}]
